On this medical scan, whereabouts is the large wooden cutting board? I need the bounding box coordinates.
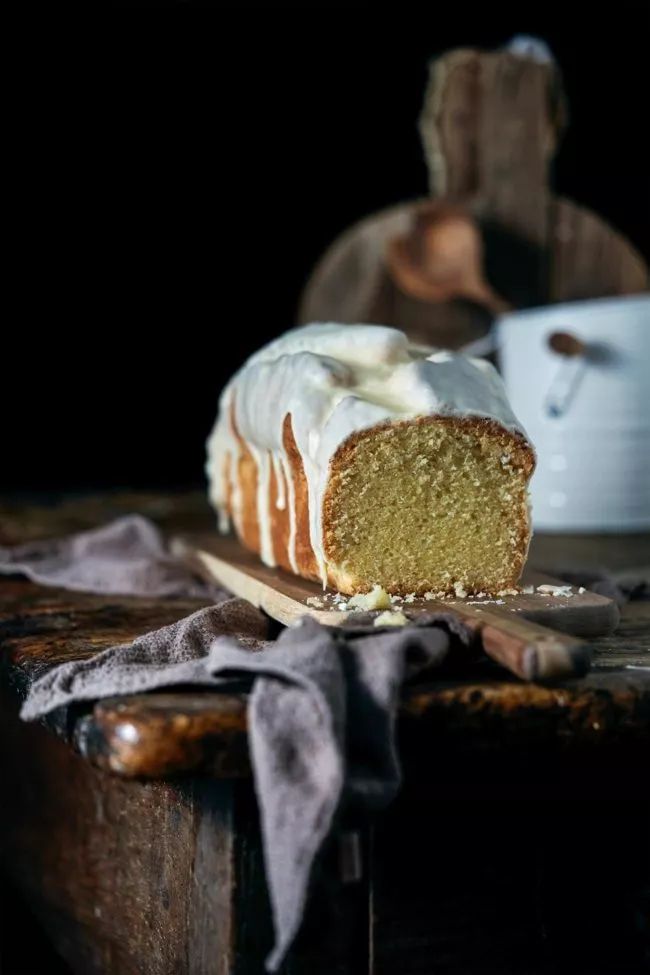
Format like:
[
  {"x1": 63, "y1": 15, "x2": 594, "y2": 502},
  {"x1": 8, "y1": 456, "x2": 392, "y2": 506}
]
[
  {"x1": 298, "y1": 44, "x2": 648, "y2": 351},
  {"x1": 174, "y1": 533, "x2": 620, "y2": 682}
]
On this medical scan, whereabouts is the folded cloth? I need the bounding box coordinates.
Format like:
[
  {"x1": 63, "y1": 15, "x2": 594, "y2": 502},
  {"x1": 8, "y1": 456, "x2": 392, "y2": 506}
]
[
  {"x1": 0, "y1": 514, "x2": 221, "y2": 599},
  {"x1": 8, "y1": 516, "x2": 472, "y2": 972}
]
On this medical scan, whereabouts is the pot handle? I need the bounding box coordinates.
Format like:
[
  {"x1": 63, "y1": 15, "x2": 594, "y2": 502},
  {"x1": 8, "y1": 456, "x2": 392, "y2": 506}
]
[
  {"x1": 460, "y1": 326, "x2": 589, "y2": 419},
  {"x1": 543, "y1": 330, "x2": 588, "y2": 418}
]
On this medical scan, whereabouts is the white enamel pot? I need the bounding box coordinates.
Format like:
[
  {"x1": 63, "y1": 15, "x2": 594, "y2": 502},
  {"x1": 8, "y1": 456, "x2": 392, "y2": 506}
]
[{"x1": 492, "y1": 296, "x2": 650, "y2": 532}]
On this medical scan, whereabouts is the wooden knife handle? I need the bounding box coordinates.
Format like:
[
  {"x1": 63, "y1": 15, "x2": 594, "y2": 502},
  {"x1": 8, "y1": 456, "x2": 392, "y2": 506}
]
[{"x1": 444, "y1": 602, "x2": 592, "y2": 681}]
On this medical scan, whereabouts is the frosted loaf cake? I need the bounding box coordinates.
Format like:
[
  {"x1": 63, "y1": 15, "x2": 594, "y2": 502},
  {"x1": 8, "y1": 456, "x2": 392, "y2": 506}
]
[{"x1": 206, "y1": 323, "x2": 535, "y2": 596}]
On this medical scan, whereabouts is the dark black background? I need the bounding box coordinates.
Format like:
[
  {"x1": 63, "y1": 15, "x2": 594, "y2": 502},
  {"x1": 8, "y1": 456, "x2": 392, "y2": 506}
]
[
  {"x1": 1, "y1": 12, "x2": 648, "y2": 974},
  {"x1": 5, "y1": 4, "x2": 649, "y2": 493}
]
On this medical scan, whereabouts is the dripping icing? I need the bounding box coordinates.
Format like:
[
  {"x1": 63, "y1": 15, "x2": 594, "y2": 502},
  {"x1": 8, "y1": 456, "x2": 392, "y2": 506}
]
[
  {"x1": 249, "y1": 444, "x2": 275, "y2": 567},
  {"x1": 271, "y1": 453, "x2": 286, "y2": 510},
  {"x1": 280, "y1": 447, "x2": 298, "y2": 574}
]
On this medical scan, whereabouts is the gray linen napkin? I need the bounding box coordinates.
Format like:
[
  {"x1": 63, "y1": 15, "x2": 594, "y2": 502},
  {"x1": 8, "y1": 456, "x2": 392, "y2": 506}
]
[
  {"x1": 5, "y1": 515, "x2": 470, "y2": 972},
  {"x1": 0, "y1": 513, "x2": 220, "y2": 599}
]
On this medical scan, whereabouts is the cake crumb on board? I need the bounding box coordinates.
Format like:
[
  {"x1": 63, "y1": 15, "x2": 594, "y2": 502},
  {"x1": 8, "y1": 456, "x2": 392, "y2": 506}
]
[
  {"x1": 374, "y1": 610, "x2": 409, "y2": 627},
  {"x1": 348, "y1": 585, "x2": 393, "y2": 611},
  {"x1": 537, "y1": 584, "x2": 574, "y2": 597}
]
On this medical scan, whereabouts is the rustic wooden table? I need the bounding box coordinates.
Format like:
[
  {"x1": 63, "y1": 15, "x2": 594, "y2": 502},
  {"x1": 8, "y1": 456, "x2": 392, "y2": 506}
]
[{"x1": 1, "y1": 492, "x2": 649, "y2": 975}]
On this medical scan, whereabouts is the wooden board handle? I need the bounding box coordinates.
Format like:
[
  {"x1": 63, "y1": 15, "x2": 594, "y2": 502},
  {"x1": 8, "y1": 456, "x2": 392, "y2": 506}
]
[
  {"x1": 446, "y1": 602, "x2": 592, "y2": 680},
  {"x1": 418, "y1": 43, "x2": 566, "y2": 204}
]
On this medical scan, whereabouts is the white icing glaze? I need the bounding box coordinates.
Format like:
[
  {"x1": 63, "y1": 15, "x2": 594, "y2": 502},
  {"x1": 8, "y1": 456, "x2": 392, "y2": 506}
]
[{"x1": 205, "y1": 323, "x2": 530, "y2": 585}]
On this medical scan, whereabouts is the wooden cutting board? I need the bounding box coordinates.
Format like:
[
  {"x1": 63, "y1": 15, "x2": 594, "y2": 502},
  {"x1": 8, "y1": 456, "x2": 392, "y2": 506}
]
[
  {"x1": 298, "y1": 43, "x2": 648, "y2": 350},
  {"x1": 174, "y1": 533, "x2": 620, "y2": 683}
]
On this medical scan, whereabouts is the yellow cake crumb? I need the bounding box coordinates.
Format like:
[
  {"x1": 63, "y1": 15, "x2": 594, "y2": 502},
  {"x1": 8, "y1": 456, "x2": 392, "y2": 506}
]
[
  {"x1": 348, "y1": 584, "x2": 392, "y2": 611},
  {"x1": 374, "y1": 611, "x2": 409, "y2": 627},
  {"x1": 537, "y1": 584, "x2": 573, "y2": 597}
]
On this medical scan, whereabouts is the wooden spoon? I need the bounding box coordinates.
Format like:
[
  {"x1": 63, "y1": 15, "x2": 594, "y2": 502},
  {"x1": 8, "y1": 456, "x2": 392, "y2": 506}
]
[{"x1": 386, "y1": 206, "x2": 512, "y2": 315}]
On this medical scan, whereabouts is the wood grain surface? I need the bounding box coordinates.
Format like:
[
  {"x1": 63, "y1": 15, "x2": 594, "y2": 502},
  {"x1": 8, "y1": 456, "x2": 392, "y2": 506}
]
[{"x1": 0, "y1": 686, "x2": 370, "y2": 975}]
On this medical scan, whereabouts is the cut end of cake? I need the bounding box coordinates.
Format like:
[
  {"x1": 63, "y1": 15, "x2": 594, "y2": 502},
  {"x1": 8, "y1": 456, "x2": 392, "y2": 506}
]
[{"x1": 322, "y1": 416, "x2": 534, "y2": 597}]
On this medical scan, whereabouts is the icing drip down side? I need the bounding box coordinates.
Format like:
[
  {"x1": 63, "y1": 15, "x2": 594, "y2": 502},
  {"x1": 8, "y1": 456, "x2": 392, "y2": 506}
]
[{"x1": 205, "y1": 323, "x2": 530, "y2": 585}]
